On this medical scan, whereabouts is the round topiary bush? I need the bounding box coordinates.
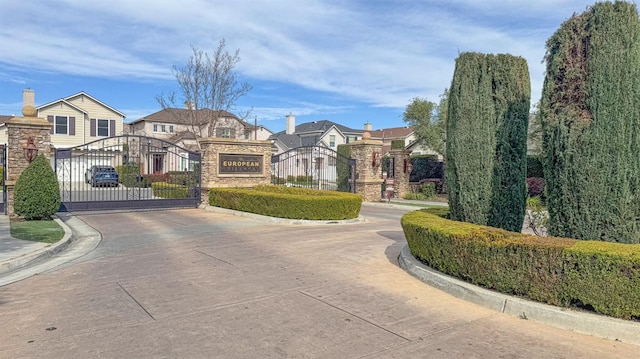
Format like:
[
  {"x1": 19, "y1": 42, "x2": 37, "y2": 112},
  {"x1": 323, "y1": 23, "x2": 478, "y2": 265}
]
[{"x1": 14, "y1": 154, "x2": 61, "y2": 220}]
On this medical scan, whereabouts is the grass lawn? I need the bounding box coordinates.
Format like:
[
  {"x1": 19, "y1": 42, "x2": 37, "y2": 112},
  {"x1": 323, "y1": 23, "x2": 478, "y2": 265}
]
[{"x1": 10, "y1": 219, "x2": 65, "y2": 244}]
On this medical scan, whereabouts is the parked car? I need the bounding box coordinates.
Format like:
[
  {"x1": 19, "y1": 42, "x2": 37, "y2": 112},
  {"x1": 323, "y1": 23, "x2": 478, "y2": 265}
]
[{"x1": 85, "y1": 166, "x2": 119, "y2": 187}]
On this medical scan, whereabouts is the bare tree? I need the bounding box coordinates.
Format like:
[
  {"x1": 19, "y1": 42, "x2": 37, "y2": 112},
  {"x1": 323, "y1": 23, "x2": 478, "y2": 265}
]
[{"x1": 157, "y1": 39, "x2": 252, "y2": 142}]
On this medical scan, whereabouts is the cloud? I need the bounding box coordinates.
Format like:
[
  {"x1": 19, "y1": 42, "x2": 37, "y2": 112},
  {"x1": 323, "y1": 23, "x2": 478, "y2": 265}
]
[{"x1": 0, "y1": 0, "x2": 594, "y2": 113}]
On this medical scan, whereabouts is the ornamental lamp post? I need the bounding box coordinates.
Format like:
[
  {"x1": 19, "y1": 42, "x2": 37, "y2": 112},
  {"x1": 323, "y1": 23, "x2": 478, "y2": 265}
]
[{"x1": 23, "y1": 137, "x2": 38, "y2": 163}]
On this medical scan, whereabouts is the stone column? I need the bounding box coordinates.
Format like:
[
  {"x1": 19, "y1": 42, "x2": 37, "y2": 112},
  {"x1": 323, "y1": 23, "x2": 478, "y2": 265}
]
[
  {"x1": 389, "y1": 147, "x2": 412, "y2": 198},
  {"x1": 5, "y1": 90, "x2": 53, "y2": 215},
  {"x1": 198, "y1": 137, "x2": 272, "y2": 203},
  {"x1": 349, "y1": 132, "x2": 383, "y2": 201}
]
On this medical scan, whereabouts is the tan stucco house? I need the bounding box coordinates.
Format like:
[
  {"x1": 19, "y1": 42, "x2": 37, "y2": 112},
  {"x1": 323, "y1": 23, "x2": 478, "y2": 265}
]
[{"x1": 127, "y1": 107, "x2": 272, "y2": 150}]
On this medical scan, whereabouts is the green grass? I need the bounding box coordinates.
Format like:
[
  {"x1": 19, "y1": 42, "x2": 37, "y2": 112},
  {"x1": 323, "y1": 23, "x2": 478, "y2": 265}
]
[{"x1": 10, "y1": 219, "x2": 65, "y2": 244}]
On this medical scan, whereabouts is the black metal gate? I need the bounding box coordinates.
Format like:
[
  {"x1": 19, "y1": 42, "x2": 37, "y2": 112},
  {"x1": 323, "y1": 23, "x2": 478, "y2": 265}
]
[
  {"x1": 55, "y1": 135, "x2": 201, "y2": 211},
  {"x1": 271, "y1": 146, "x2": 356, "y2": 192}
]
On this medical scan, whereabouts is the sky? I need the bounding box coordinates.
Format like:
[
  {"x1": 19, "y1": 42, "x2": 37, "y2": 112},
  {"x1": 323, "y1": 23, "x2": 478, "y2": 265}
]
[{"x1": 0, "y1": 0, "x2": 599, "y2": 134}]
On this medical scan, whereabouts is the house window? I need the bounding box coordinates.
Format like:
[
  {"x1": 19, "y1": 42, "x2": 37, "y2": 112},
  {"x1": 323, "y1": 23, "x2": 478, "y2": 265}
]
[
  {"x1": 153, "y1": 124, "x2": 159, "y2": 132},
  {"x1": 329, "y1": 156, "x2": 336, "y2": 166},
  {"x1": 97, "y1": 119, "x2": 110, "y2": 136},
  {"x1": 55, "y1": 116, "x2": 68, "y2": 134},
  {"x1": 330, "y1": 135, "x2": 336, "y2": 147},
  {"x1": 346, "y1": 135, "x2": 358, "y2": 144},
  {"x1": 244, "y1": 130, "x2": 251, "y2": 139},
  {"x1": 216, "y1": 128, "x2": 235, "y2": 138},
  {"x1": 315, "y1": 157, "x2": 323, "y2": 170},
  {"x1": 169, "y1": 125, "x2": 174, "y2": 133}
]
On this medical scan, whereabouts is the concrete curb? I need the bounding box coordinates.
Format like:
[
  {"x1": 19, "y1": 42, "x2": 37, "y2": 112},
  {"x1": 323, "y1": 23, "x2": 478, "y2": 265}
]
[
  {"x1": 0, "y1": 216, "x2": 74, "y2": 274},
  {"x1": 0, "y1": 214, "x2": 102, "y2": 286},
  {"x1": 200, "y1": 204, "x2": 365, "y2": 225},
  {"x1": 398, "y1": 244, "x2": 640, "y2": 346}
]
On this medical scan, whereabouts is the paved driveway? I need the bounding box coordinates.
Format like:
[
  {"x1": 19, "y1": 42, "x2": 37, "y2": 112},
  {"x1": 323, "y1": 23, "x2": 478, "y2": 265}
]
[{"x1": 1, "y1": 206, "x2": 637, "y2": 358}]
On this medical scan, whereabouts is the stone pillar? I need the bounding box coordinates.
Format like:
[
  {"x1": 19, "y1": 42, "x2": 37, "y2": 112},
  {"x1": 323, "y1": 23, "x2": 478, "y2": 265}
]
[
  {"x1": 349, "y1": 132, "x2": 383, "y2": 201},
  {"x1": 5, "y1": 90, "x2": 53, "y2": 215},
  {"x1": 198, "y1": 137, "x2": 272, "y2": 203},
  {"x1": 389, "y1": 147, "x2": 412, "y2": 198}
]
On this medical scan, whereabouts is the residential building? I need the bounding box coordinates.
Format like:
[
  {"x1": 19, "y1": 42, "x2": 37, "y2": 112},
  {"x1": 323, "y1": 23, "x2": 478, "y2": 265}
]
[
  {"x1": 0, "y1": 90, "x2": 126, "y2": 149},
  {"x1": 368, "y1": 124, "x2": 443, "y2": 160},
  {"x1": 269, "y1": 114, "x2": 364, "y2": 154},
  {"x1": 127, "y1": 107, "x2": 272, "y2": 150}
]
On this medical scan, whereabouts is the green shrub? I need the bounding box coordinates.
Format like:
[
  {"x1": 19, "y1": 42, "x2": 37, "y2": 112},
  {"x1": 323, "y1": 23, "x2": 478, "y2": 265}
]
[
  {"x1": 403, "y1": 193, "x2": 426, "y2": 200},
  {"x1": 401, "y1": 209, "x2": 640, "y2": 319},
  {"x1": 209, "y1": 185, "x2": 362, "y2": 220},
  {"x1": 446, "y1": 52, "x2": 530, "y2": 233},
  {"x1": 14, "y1": 155, "x2": 61, "y2": 220},
  {"x1": 116, "y1": 164, "x2": 148, "y2": 187},
  {"x1": 541, "y1": 1, "x2": 640, "y2": 243},
  {"x1": 151, "y1": 182, "x2": 189, "y2": 198},
  {"x1": 421, "y1": 182, "x2": 436, "y2": 199}
]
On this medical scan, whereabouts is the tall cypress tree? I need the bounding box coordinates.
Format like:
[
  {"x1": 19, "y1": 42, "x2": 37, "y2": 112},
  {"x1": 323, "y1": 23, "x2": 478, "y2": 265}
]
[
  {"x1": 541, "y1": 1, "x2": 640, "y2": 243},
  {"x1": 446, "y1": 52, "x2": 530, "y2": 232}
]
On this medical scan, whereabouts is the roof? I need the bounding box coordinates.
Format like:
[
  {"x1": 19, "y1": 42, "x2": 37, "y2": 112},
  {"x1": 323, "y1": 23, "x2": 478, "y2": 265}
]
[
  {"x1": 0, "y1": 115, "x2": 14, "y2": 125},
  {"x1": 368, "y1": 126, "x2": 413, "y2": 140},
  {"x1": 37, "y1": 91, "x2": 126, "y2": 118},
  {"x1": 130, "y1": 108, "x2": 241, "y2": 126},
  {"x1": 269, "y1": 120, "x2": 363, "y2": 150}
]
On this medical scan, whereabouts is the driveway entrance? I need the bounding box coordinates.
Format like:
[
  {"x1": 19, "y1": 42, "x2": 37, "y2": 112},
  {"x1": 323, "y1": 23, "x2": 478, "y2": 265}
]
[{"x1": 0, "y1": 206, "x2": 636, "y2": 358}]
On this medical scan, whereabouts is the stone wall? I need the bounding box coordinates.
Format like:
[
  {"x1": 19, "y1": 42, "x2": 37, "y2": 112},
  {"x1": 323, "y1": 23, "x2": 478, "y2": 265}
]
[
  {"x1": 5, "y1": 111, "x2": 53, "y2": 215},
  {"x1": 389, "y1": 148, "x2": 412, "y2": 198},
  {"x1": 198, "y1": 137, "x2": 272, "y2": 203},
  {"x1": 348, "y1": 134, "x2": 383, "y2": 202}
]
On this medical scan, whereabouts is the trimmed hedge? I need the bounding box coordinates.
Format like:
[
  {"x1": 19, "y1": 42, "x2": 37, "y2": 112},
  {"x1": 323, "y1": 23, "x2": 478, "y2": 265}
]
[
  {"x1": 151, "y1": 182, "x2": 189, "y2": 198},
  {"x1": 401, "y1": 208, "x2": 640, "y2": 320},
  {"x1": 209, "y1": 185, "x2": 362, "y2": 220}
]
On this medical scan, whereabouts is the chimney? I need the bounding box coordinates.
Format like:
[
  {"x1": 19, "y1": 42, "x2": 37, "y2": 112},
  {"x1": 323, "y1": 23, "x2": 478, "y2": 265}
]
[
  {"x1": 364, "y1": 122, "x2": 373, "y2": 131},
  {"x1": 286, "y1": 113, "x2": 295, "y2": 135},
  {"x1": 184, "y1": 101, "x2": 194, "y2": 110}
]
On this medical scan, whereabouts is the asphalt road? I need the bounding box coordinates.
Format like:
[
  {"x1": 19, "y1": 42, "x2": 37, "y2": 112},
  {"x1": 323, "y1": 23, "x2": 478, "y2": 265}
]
[{"x1": 1, "y1": 205, "x2": 638, "y2": 358}]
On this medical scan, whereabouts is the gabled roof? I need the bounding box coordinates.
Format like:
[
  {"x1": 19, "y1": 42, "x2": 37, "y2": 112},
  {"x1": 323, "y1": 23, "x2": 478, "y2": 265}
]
[
  {"x1": 368, "y1": 126, "x2": 413, "y2": 140},
  {"x1": 270, "y1": 120, "x2": 363, "y2": 150},
  {"x1": 130, "y1": 108, "x2": 241, "y2": 126},
  {"x1": 37, "y1": 91, "x2": 126, "y2": 118},
  {"x1": 37, "y1": 99, "x2": 87, "y2": 115}
]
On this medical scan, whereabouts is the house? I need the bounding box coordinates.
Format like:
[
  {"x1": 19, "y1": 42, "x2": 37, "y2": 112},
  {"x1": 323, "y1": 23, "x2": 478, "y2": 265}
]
[
  {"x1": 368, "y1": 125, "x2": 443, "y2": 160},
  {"x1": 269, "y1": 114, "x2": 364, "y2": 154},
  {"x1": 127, "y1": 106, "x2": 273, "y2": 150},
  {"x1": 37, "y1": 91, "x2": 126, "y2": 148},
  {"x1": 0, "y1": 90, "x2": 126, "y2": 149}
]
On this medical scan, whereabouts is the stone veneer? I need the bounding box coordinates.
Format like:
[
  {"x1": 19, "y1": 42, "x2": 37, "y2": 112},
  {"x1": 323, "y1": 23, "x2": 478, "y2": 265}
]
[
  {"x1": 198, "y1": 137, "x2": 272, "y2": 202},
  {"x1": 348, "y1": 133, "x2": 384, "y2": 202},
  {"x1": 388, "y1": 148, "x2": 412, "y2": 198},
  {"x1": 5, "y1": 103, "x2": 53, "y2": 215}
]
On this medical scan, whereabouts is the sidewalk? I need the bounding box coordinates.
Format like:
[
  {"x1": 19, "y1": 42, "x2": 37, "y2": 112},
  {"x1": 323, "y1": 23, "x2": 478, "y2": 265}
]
[{"x1": 0, "y1": 213, "x2": 101, "y2": 286}]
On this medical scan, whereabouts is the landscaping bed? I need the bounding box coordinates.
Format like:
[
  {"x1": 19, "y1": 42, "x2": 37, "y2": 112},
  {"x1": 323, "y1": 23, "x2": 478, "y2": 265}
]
[
  {"x1": 209, "y1": 185, "x2": 362, "y2": 220},
  {"x1": 401, "y1": 208, "x2": 640, "y2": 320}
]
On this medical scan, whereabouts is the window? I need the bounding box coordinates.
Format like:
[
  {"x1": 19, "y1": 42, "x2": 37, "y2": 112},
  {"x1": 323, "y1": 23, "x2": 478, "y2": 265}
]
[
  {"x1": 169, "y1": 125, "x2": 174, "y2": 133},
  {"x1": 329, "y1": 156, "x2": 336, "y2": 166},
  {"x1": 161, "y1": 124, "x2": 166, "y2": 133},
  {"x1": 153, "y1": 124, "x2": 159, "y2": 132},
  {"x1": 55, "y1": 116, "x2": 68, "y2": 134},
  {"x1": 346, "y1": 135, "x2": 358, "y2": 143},
  {"x1": 244, "y1": 130, "x2": 251, "y2": 139},
  {"x1": 329, "y1": 135, "x2": 336, "y2": 147},
  {"x1": 216, "y1": 127, "x2": 235, "y2": 138},
  {"x1": 97, "y1": 119, "x2": 110, "y2": 136}
]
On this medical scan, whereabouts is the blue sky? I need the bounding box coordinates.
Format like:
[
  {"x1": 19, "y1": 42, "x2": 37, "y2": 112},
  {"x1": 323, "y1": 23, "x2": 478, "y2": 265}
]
[{"x1": 0, "y1": 0, "x2": 596, "y2": 133}]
